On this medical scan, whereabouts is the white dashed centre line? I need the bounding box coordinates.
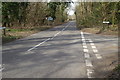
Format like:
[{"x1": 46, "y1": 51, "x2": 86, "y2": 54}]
[
  {"x1": 27, "y1": 23, "x2": 70, "y2": 52},
  {"x1": 27, "y1": 38, "x2": 51, "y2": 51}
]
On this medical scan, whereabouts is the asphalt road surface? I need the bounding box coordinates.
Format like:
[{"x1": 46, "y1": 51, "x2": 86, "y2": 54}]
[{"x1": 2, "y1": 21, "x2": 118, "y2": 78}]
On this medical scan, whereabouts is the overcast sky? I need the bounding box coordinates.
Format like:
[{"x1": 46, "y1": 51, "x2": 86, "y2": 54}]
[{"x1": 67, "y1": 1, "x2": 76, "y2": 15}]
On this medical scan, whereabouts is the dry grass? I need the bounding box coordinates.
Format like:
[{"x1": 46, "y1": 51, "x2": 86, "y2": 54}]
[
  {"x1": 2, "y1": 22, "x2": 67, "y2": 44},
  {"x1": 81, "y1": 27, "x2": 118, "y2": 36},
  {"x1": 2, "y1": 25, "x2": 53, "y2": 44}
]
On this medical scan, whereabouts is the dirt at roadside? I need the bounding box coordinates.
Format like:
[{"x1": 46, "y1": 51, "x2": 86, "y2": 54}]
[
  {"x1": 93, "y1": 52, "x2": 118, "y2": 78},
  {"x1": 81, "y1": 28, "x2": 118, "y2": 36},
  {"x1": 6, "y1": 30, "x2": 38, "y2": 38}
]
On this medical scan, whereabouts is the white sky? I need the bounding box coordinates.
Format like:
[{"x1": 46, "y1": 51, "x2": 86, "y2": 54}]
[{"x1": 67, "y1": 2, "x2": 76, "y2": 15}]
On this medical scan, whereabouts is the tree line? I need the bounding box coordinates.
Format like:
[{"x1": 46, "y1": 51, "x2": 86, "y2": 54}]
[
  {"x1": 76, "y1": 2, "x2": 120, "y2": 32},
  {"x1": 2, "y1": 2, "x2": 70, "y2": 28}
]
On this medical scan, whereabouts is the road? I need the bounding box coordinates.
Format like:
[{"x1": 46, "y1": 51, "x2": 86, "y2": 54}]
[{"x1": 2, "y1": 21, "x2": 118, "y2": 78}]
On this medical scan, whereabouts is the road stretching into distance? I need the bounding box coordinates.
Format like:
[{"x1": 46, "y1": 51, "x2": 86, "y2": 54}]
[{"x1": 2, "y1": 21, "x2": 118, "y2": 78}]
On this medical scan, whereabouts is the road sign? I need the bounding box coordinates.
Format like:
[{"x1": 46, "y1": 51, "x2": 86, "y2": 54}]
[
  {"x1": 0, "y1": 27, "x2": 6, "y2": 36},
  {"x1": 103, "y1": 21, "x2": 110, "y2": 24},
  {"x1": 0, "y1": 27, "x2": 6, "y2": 29}
]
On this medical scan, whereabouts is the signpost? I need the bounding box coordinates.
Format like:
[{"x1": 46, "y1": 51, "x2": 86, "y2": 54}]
[
  {"x1": 103, "y1": 21, "x2": 110, "y2": 24},
  {"x1": 103, "y1": 21, "x2": 110, "y2": 29},
  {"x1": 0, "y1": 27, "x2": 6, "y2": 36}
]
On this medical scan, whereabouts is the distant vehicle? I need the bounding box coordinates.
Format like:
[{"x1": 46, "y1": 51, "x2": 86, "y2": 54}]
[{"x1": 47, "y1": 17, "x2": 53, "y2": 21}]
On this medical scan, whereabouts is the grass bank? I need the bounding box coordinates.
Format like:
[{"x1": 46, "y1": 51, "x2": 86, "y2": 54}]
[
  {"x1": 2, "y1": 21, "x2": 68, "y2": 44},
  {"x1": 107, "y1": 64, "x2": 119, "y2": 78},
  {"x1": 2, "y1": 25, "x2": 55, "y2": 44}
]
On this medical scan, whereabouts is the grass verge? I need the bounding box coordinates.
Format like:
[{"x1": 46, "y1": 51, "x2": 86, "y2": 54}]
[
  {"x1": 81, "y1": 27, "x2": 118, "y2": 36},
  {"x1": 2, "y1": 35, "x2": 22, "y2": 44},
  {"x1": 107, "y1": 64, "x2": 120, "y2": 78},
  {"x1": 2, "y1": 22, "x2": 67, "y2": 44}
]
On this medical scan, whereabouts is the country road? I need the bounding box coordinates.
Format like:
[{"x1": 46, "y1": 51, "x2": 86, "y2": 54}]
[{"x1": 2, "y1": 21, "x2": 118, "y2": 78}]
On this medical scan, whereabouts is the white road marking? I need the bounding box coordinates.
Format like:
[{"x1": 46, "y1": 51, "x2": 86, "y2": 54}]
[
  {"x1": 93, "y1": 49, "x2": 98, "y2": 53},
  {"x1": 27, "y1": 38, "x2": 51, "y2": 51},
  {"x1": 82, "y1": 36, "x2": 85, "y2": 38},
  {"x1": 84, "y1": 53, "x2": 90, "y2": 58},
  {"x1": 62, "y1": 28, "x2": 66, "y2": 31},
  {"x1": 0, "y1": 64, "x2": 4, "y2": 71},
  {"x1": 88, "y1": 39, "x2": 102, "y2": 59},
  {"x1": 89, "y1": 40, "x2": 93, "y2": 43},
  {"x1": 82, "y1": 43, "x2": 87, "y2": 46},
  {"x1": 0, "y1": 68, "x2": 4, "y2": 71},
  {"x1": 87, "y1": 69, "x2": 94, "y2": 78},
  {"x1": 62, "y1": 27, "x2": 66, "y2": 31},
  {"x1": 82, "y1": 39, "x2": 85, "y2": 41},
  {"x1": 81, "y1": 31, "x2": 83, "y2": 35},
  {"x1": 51, "y1": 31, "x2": 61, "y2": 39},
  {"x1": 91, "y1": 46, "x2": 96, "y2": 49},
  {"x1": 61, "y1": 23, "x2": 70, "y2": 31},
  {"x1": 90, "y1": 43, "x2": 95, "y2": 46},
  {"x1": 54, "y1": 32, "x2": 61, "y2": 37},
  {"x1": 81, "y1": 32, "x2": 94, "y2": 78},
  {"x1": 52, "y1": 24, "x2": 68, "y2": 39},
  {"x1": 83, "y1": 45, "x2": 87, "y2": 48},
  {"x1": 85, "y1": 60, "x2": 93, "y2": 67},
  {"x1": 81, "y1": 32, "x2": 85, "y2": 39},
  {"x1": 83, "y1": 49, "x2": 89, "y2": 53},
  {"x1": 27, "y1": 23, "x2": 71, "y2": 52},
  {"x1": 95, "y1": 54, "x2": 102, "y2": 59}
]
